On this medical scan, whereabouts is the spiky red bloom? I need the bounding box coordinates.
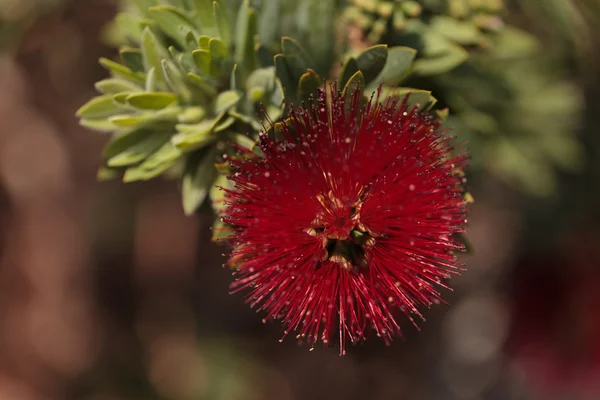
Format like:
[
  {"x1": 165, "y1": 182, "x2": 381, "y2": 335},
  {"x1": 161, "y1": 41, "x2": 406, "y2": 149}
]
[{"x1": 223, "y1": 87, "x2": 468, "y2": 354}]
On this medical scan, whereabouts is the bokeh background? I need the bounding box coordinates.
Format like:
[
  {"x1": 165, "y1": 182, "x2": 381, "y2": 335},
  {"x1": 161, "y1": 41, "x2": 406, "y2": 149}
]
[{"x1": 1, "y1": 1, "x2": 600, "y2": 399}]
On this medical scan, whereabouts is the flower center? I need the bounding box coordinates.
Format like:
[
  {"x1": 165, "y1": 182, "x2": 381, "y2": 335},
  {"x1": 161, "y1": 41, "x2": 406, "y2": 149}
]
[{"x1": 305, "y1": 191, "x2": 376, "y2": 271}]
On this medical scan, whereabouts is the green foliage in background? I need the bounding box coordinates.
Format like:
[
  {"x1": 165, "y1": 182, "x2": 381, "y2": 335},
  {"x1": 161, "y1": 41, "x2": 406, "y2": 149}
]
[
  {"x1": 81, "y1": 0, "x2": 446, "y2": 224},
  {"x1": 79, "y1": 0, "x2": 286, "y2": 218},
  {"x1": 76, "y1": 0, "x2": 588, "y2": 220},
  {"x1": 342, "y1": 0, "x2": 584, "y2": 196}
]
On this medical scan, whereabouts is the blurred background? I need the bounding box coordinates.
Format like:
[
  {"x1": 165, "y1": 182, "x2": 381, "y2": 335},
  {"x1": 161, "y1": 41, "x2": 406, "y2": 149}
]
[{"x1": 1, "y1": 0, "x2": 600, "y2": 399}]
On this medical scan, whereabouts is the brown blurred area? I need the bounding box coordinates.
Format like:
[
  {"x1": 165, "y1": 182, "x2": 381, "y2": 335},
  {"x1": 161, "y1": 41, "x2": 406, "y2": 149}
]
[{"x1": 1, "y1": 1, "x2": 600, "y2": 400}]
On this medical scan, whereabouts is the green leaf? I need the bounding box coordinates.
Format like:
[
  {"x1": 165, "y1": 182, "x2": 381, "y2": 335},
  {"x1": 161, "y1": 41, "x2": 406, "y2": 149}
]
[
  {"x1": 99, "y1": 58, "x2": 145, "y2": 84},
  {"x1": 295, "y1": 0, "x2": 337, "y2": 76},
  {"x1": 161, "y1": 59, "x2": 190, "y2": 99},
  {"x1": 76, "y1": 94, "x2": 125, "y2": 118},
  {"x1": 211, "y1": 218, "x2": 233, "y2": 242},
  {"x1": 97, "y1": 166, "x2": 122, "y2": 181},
  {"x1": 274, "y1": 54, "x2": 296, "y2": 101},
  {"x1": 80, "y1": 118, "x2": 117, "y2": 132},
  {"x1": 234, "y1": 0, "x2": 257, "y2": 78},
  {"x1": 281, "y1": 36, "x2": 312, "y2": 81},
  {"x1": 178, "y1": 106, "x2": 206, "y2": 123},
  {"x1": 256, "y1": 44, "x2": 275, "y2": 68},
  {"x1": 148, "y1": 6, "x2": 198, "y2": 49},
  {"x1": 182, "y1": 149, "x2": 218, "y2": 215},
  {"x1": 342, "y1": 70, "x2": 365, "y2": 96},
  {"x1": 384, "y1": 87, "x2": 434, "y2": 110},
  {"x1": 213, "y1": 1, "x2": 231, "y2": 45},
  {"x1": 141, "y1": 27, "x2": 168, "y2": 78},
  {"x1": 103, "y1": 128, "x2": 153, "y2": 159},
  {"x1": 368, "y1": 46, "x2": 416, "y2": 89},
  {"x1": 210, "y1": 173, "x2": 233, "y2": 215},
  {"x1": 120, "y1": 48, "x2": 144, "y2": 72},
  {"x1": 107, "y1": 131, "x2": 169, "y2": 167},
  {"x1": 123, "y1": 140, "x2": 182, "y2": 181},
  {"x1": 192, "y1": 49, "x2": 214, "y2": 75},
  {"x1": 246, "y1": 67, "x2": 276, "y2": 94},
  {"x1": 430, "y1": 16, "x2": 482, "y2": 45},
  {"x1": 193, "y1": 0, "x2": 218, "y2": 36},
  {"x1": 340, "y1": 57, "x2": 359, "y2": 89},
  {"x1": 95, "y1": 78, "x2": 143, "y2": 94},
  {"x1": 298, "y1": 69, "x2": 322, "y2": 105},
  {"x1": 109, "y1": 12, "x2": 147, "y2": 43},
  {"x1": 355, "y1": 44, "x2": 388, "y2": 85},
  {"x1": 413, "y1": 34, "x2": 468, "y2": 76},
  {"x1": 145, "y1": 67, "x2": 158, "y2": 92},
  {"x1": 172, "y1": 120, "x2": 217, "y2": 150},
  {"x1": 214, "y1": 116, "x2": 235, "y2": 132},
  {"x1": 108, "y1": 106, "x2": 181, "y2": 127},
  {"x1": 215, "y1": 90, "x2": 241, "y2": 113},
  {"x1": 126, "y1": 92, "x2": 178, "y2": 109},
  {"x1": 186, "y1": 73, "x2": 218, "y2": 98},
  {"x1": 209, "y1": 38, "x2": 228, "y2": 58},
  {"x1": 198, "y1": 35, "x2": 211, "y2": 50}
]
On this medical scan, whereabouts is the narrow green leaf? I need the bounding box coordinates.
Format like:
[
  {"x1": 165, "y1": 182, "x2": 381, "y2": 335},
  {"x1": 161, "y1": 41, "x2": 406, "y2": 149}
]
[
  {"x1": 182, "y1": 149, "x2": 218, "y2": 215},
  {"x1": 120, "y1": 48, "x2": 144, "y2": 72},
  {"x1": 298, "y1": 69, "x2": 322, "y2": 105},
  {"x1": 214, "y1": 116, "x2": 235, "y2": 132},
  {"x1": 186, "y1": 72, "x2": 218, "y2": 97},
  {"x1": 80, "y1": 118, "x2": 117, "y2": 132},
  {"x1": 148, "y1": 5, "x2": 198, "y2": 48},
  {"x1": 342, "y1": 70, "x2": 365, "y2": 96},
  {"x1": 185, "y1": 31, "x2": 198, "y2": 49},
  {"x1": 95, "y1": 78, "x2": 143, "y2": 94},
  {"x1": 211, "y1": 219, "x2": 234, "y2": 242},
  {"x1": 141, "y1": 27, "x2": 168, "y2": 78},
  {"x1": 234, "y1": 0, "x2": 257, "y2": 77},
  {"x1": 384, "y1": 87, "x2": 434, "y2": 110},
  {"x1": 161, "y1": 59, "x2": 190, "y2": 99},
  {"x1": 178, "y1": 106, "x2": 206, "y2": 123},
  {"x1": 107, "y1": 131, "x2": 169, "y2": 167},
  {"x1": 123, "y1": 140, "x2": 181, "y2": 181},
  {"x1": 109, "y1": 115, "x2": 150, "y2": 127},
  {"x1": 172, "y1": 120, "x2": 216, "y2": 150},
  {"x1": 99, "y1": 58, "x2": 145, "y2": 84},
  {"x1": 192, "y1": 49, "x2": 213, "y2": 74},
  {"x1": 256, "y1": 44, "x2": 275, "y2": 68},
  {"x1": 213, "y1": 1, "x2": 231, "y2": 45},
  {"x1": 126, "y1": 92, "x2": 178, "y2": 110},
  {"x1": 274, "y1": 54, "x2": 296, "y2": 101},
  {"x1": 339, "y1": 57, "x2": 359, "y2": 89},
  {"x1": 103, "y1": 128, "x2": 153, "y2": 159},
  {"x1": 209, "y1": 37, "x2": 228, "y2": 58},
  {"x1": 193, "y1": 0, "x2": 218, "y2": 36},
  {"x1": 281, "y1": 36, "x2": 312, "y2": 81},
  {"x1": 215, "y1": 90, "x2": 241, "y2": 113},
  {"x1": 145, "y1": 67, "x2": 157, "y2": 92},
  {"x1": 210, "y1": 173, "x2": 233, "y2": 215},
  {"x1": 198, "y1": 35, "x2": 211, "y2": 50},
  {"x1": 97, "y1": 166, "x2": 122, "y2": 181},
  {"x1": 76, "y1": 94, "x2": 125, "y2": 118}
]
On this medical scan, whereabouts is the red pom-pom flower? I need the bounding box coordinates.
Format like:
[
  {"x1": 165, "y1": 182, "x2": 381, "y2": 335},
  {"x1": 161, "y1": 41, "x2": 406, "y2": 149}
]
[{"x1": 222, "y1": 86, "x2": 468, "y2": 354}]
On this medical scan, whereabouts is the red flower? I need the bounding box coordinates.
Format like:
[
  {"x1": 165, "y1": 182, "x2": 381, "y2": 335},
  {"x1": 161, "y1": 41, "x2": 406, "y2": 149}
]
[{"x1": 223, "y1": 86, "x2": 468, "y2": 354}]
